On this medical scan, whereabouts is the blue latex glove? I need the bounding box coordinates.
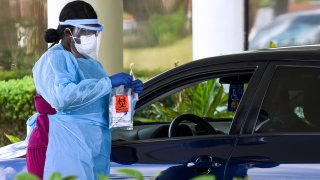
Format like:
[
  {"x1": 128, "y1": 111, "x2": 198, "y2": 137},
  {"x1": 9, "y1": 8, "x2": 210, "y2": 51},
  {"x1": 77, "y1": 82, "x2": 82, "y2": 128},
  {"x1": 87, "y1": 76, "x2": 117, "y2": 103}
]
[
  {"x1": 110, "y1": 72, "x2": 133, "y2": 88},
  {"x1": 131, "y1": 79, "x2": 144, "y2": 95}
]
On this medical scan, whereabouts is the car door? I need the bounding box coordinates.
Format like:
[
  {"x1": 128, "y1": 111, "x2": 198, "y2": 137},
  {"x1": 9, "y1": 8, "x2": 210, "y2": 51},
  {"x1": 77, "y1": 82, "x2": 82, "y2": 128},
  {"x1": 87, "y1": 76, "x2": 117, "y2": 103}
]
[
  {"x1": 226, "y1": 61, "x2": 320, "y2": 180},
  {"x1": 110, "y1": 60, "x2": 267, "y2": 180}
]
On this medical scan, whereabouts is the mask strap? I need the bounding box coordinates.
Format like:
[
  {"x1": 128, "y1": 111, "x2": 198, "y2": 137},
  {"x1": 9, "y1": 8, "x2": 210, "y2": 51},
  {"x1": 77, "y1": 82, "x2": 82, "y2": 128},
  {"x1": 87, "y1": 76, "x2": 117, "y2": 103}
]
[
  {"x1": 66, "y1": 28, "x2": 78, "y2": 44},
  {"x1": 65, "y1": 28, "x2": 72, "y2": 36}
]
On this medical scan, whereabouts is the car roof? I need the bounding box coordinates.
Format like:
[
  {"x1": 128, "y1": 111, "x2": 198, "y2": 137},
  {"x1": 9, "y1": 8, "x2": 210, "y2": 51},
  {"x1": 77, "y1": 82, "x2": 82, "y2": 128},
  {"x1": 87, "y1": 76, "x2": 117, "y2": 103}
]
[
  {"x1": 147, "y1": 45, "x2": 320, "y2": 83},
  {"x1": 186, "y1": 45, "x2": 320, "y2": 67}
]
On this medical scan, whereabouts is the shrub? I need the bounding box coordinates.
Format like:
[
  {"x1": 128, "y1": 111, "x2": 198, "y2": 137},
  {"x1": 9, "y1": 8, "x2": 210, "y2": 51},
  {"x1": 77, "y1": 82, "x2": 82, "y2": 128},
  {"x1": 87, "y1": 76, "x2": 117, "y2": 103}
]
[
  {"x1": 147, "y1": 10, "x2": 186, "y2": 46},
  {"x1": 0, "y1": 76, "x2": 35, "y2": 146},
  {"x1": 0, "y1": 69, "x2": 32, "y2": 81},
  {"x1": 0, "y1": 76, "x2": 35, "y2": 122}
]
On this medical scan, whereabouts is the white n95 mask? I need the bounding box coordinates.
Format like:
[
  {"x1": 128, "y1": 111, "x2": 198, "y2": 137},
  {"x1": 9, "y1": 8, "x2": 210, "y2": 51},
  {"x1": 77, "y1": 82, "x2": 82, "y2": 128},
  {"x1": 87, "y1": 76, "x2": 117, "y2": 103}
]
[
  {"x1": 60, "y1": 19, "x2": 103, "y2": 57},
  {"x1": 67, "y1": 28, "x2": 99, "y2": 58},
  {"x1": 74, "y1": 34, "x2": 97, "y2": 55}
]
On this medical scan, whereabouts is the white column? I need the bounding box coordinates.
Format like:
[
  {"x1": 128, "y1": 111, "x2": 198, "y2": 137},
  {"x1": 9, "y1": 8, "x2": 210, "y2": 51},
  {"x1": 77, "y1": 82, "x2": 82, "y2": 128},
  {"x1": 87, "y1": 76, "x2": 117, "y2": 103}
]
[
  {"x1": 47, "y1": 0, "x2": 123, "y2": 75},
  {"x1": 47, "y1": 0, "x2": 72, "y2": 29},
  {"x1": 192, "y1": 0, "x2": 244, "y2": 60},
  {"x1": 88, "y1": 0, "x2": 123, "y2": 75}
]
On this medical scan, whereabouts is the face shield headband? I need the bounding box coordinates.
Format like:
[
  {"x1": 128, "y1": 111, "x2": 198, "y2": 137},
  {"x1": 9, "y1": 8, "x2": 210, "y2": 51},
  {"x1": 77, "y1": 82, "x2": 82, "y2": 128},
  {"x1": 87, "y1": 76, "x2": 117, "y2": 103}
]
[{"x1": 59, "y1": 19, "x2": 103, "y2": 31}]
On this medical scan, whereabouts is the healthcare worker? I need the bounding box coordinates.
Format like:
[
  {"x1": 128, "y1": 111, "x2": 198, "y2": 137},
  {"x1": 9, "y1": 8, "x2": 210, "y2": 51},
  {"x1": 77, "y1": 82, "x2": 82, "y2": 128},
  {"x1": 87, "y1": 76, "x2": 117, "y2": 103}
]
[{"x1": 25, "y1": 1, "x2": 143, "y2": 179}]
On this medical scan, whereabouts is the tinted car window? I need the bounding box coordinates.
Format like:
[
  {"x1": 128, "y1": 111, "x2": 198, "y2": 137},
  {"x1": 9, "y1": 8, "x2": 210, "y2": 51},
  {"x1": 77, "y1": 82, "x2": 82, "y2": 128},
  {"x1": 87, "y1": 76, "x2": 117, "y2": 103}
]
[
  {"x1": 255, "y1": 66, "x2": 320, "y2": 133},
  {"x1": 134, "y1": 76, "x2": 250, "y2": 135}
]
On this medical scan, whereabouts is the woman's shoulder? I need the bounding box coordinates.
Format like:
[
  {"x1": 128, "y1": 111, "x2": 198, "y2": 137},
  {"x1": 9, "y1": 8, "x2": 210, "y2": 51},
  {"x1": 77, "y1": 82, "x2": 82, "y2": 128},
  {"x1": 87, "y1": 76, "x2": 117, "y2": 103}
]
[
  {"x1": 35, "y1": 44, "x2": 78, "y2": 69},
  {"x1": 78, "y1": 57, "x2": 107, "y2": 72},
  {"x1": 44, "y1": 44, "x2": 73, "y2": 58},
  {"x1": 40, "y1": 44, "x2": 76, "y2": 62}
]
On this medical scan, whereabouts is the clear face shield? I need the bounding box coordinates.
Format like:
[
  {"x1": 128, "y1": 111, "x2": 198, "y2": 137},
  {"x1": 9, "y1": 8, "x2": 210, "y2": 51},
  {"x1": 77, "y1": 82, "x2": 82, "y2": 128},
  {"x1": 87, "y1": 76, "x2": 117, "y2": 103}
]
[
  {"x1": 59, "y1": 19, "x2": 103, "y2": 58},
  {"x1": 71, "y1": 27, "x2": 102, "y2": 58}
]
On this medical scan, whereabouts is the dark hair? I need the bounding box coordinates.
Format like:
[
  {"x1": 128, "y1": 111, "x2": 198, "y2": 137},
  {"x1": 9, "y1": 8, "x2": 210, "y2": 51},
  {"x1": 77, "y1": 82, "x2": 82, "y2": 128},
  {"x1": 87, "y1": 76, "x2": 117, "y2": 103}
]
[{"x1": 44, "y1": 0, "x2": 98, "y2": 46}]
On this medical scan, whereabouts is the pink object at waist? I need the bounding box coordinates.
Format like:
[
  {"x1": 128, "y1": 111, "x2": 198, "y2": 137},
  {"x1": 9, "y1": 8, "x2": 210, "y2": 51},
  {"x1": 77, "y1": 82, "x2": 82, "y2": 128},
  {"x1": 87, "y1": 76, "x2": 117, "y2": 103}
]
[{"x1": 28, "y1": 94, "x2": 56, "y2": 149}]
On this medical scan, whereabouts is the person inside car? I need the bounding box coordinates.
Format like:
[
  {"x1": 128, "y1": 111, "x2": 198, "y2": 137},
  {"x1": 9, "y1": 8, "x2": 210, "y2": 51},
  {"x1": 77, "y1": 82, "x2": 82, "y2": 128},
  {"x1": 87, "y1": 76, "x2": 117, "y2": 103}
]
[{"x1": 256, "y1": 89, "x2": 310, "y2": 133}]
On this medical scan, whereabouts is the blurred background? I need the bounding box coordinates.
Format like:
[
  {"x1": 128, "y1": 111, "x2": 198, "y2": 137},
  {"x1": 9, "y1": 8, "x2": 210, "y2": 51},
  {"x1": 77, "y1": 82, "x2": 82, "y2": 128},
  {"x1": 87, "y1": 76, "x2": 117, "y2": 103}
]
[{"x1": 1, "y1": 0, "x2": 320, "y2": 146}]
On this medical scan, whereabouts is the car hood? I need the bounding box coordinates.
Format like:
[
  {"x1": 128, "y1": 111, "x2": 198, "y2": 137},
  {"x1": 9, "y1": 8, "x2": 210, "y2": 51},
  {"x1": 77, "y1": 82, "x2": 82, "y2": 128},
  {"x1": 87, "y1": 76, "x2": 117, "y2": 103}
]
[{"x1": 0, "y1": 141, "x2": 27, "y2": 160}]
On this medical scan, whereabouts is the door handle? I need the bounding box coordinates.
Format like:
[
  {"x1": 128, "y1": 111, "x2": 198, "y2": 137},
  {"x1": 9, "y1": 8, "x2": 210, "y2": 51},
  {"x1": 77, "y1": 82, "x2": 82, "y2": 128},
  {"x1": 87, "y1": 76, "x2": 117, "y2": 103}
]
[
  {"x1": 187, "y1": 155, "x2": 222, "y2": 169},
  {"x1": 187, "y1": 161, "x2": 222, "y2": 168}
]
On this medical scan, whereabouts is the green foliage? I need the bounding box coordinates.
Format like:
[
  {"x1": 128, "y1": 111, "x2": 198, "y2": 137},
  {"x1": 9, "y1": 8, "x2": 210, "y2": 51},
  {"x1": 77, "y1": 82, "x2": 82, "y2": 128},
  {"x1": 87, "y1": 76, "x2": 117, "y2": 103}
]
[
  {"x1": 49, "y1": 173, "x2": 62, "y2": 180},
  {"x1": 0, "y1": 76, "x2": 35, "y2": 147},
  {"x1": 14, "y1": 170, "x2": 140, "y2": 180},
  {"x1": 0, "y1": 69, "x2": 32, "y2": 81},
  {"x1": 150, "y1": 79, "x2": 234, "y2": 122},
  {"x1": 116, "y1": 169, "x2": 143, "y2": 180},
  {"x1": 192, "y1": 175, "x2": 216, "y2": 180},
  {"x1": 97, "y1": 174, "x2": 110, "y2": 180},
  {"x1": 0, "y1": 48, "x2": 38, "y2": 70},
  {"x1": 14, "y1": 172, "x2": 78, "y2": 180},
  {"x1": 49, "y1": 173, "x2": 77, "y2": 180},
  {"x1": 294, "y1": 0, "x2": 309, "y2": 3},
  {"x1": 61, "y1": 177, "x2": 77, "y2": 180},
  {"x1": 4, "y1": 133, "x2": 22, "y2": 143},
  {"x1": 233, "y1": 177, "x2": 249, "y2": 180},
  {"x1": 147, "y1": 10, "x2": 186, "y2": 46},
  {"x1": 15, "y1": 173, "x2": 39, "y2": 180},
  {"x1": 0, "y1": 76, "x2": 35, "y2": 122},
  {"x1": 250, "y1": 0, "x2": 272, "y2": 8},
  {"x1": 268, "y1": 41, "x2": 277, "y2": 48}
]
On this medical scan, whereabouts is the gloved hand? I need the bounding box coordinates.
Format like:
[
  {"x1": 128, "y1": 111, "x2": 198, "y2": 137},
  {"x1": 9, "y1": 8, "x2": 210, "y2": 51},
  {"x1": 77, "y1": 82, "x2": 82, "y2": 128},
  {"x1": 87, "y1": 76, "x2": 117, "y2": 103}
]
[
  {"x1": 110, "y1": 72, "x2": 133, "y2": 88},
  {"x1": 131, "y1": 79, "x2": 144, "y2": 95}
]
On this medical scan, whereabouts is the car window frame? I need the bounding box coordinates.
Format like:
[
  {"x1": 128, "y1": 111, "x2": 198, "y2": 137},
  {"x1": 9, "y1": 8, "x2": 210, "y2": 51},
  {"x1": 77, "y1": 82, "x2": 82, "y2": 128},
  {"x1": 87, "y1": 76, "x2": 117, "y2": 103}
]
[
  {"x1": 137, "y1": 63, "x2": 263, "y2": 109},
  {"x1": 227, "y1": 61, "x2": 268, "y2": 135},
  {"x1": 134, "y1": 61, "x2": 267, "y2": 135},
  {"x1": 242, "y1": 60, "x2": 320, "y2": 135}
]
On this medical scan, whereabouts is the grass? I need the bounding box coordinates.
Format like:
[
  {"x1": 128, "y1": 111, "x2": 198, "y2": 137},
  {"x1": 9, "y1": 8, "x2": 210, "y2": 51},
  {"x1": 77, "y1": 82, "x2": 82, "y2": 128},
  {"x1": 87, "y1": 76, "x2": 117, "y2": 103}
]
[{"x1": 124, "y1": 36, "x2": 192, "y2": 71}]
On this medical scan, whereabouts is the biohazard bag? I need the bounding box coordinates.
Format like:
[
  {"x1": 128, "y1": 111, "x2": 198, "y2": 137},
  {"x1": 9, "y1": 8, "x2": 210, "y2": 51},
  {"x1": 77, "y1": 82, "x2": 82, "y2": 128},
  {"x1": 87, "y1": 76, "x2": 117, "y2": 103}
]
[
  {"x1": 109, "y1": 85, "x2": 133, "y2": 130},
  {"x1": 109, "y1": 64, "x2": 139, "y2": 130}
]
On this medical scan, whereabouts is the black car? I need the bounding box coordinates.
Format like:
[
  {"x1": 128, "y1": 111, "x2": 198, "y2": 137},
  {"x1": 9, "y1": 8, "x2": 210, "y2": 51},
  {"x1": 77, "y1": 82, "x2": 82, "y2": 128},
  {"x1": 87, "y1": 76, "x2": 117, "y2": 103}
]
[{"x1": 2, "y1": 46, "x2": 320, "y2": 179}]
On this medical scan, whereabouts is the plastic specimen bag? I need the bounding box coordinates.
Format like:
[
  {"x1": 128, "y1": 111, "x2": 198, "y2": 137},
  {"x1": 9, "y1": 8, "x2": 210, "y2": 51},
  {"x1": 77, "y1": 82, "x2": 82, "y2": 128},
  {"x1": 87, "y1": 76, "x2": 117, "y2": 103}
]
[{"x1": 109, "y1": 63, "x2": 138, "y2": 130}]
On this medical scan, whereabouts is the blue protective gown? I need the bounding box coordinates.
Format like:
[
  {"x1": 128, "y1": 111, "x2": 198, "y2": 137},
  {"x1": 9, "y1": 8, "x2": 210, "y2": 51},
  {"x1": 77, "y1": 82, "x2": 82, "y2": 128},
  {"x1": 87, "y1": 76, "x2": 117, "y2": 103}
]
[{"x1": 31, "y1": 44, "x2": 112, "y2": 179}]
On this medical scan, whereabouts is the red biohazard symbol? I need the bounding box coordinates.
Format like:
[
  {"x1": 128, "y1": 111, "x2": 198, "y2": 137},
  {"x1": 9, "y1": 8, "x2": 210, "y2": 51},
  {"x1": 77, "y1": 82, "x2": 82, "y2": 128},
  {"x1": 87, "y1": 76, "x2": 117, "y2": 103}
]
[{"x1": 115, "y1": 95, "x2": 129, "y2": 113}]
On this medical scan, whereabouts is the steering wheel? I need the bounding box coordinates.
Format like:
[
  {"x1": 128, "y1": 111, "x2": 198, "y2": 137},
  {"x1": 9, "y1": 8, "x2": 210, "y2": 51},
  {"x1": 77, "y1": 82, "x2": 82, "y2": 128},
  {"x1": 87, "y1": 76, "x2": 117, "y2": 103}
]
[{"x1": 168, "y1": 114, "x2": 217, "y2": 137}]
